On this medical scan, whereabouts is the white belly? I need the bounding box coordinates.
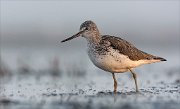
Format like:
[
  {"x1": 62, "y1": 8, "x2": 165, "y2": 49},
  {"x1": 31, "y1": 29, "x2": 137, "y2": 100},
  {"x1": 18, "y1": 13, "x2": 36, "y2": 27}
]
[{"x1": 88, "y1": 47, "x2": 157, "y2": 73}]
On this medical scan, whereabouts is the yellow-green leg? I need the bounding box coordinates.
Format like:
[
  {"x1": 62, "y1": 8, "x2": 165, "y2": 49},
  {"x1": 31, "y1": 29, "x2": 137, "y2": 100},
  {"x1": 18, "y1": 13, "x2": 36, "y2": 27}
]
[
  {"x1": 129, "y1": 69, "x2": 139, "y2": 92},
  {"x1": 112, "y1": 73, "x2": 117, "y2": 94}
]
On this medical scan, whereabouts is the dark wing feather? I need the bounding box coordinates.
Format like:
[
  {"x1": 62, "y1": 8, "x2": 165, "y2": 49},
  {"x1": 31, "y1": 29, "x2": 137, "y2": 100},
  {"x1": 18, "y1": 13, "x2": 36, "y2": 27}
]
[{"x1": 102, "y1": 35, "x2": 156, "y2": 61}]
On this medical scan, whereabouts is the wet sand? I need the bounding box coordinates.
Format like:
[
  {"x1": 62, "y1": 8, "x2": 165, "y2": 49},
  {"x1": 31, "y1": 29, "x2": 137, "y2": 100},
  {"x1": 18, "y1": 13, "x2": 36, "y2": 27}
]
[{"x1": 0, "y1": 70, "x2": 180, "y2": 109}]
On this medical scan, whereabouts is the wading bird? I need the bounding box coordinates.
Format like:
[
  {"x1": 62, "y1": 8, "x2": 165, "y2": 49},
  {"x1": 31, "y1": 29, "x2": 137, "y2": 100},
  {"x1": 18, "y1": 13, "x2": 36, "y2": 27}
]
[{"x1": 61, "y1": 20, "x2": 166, "y2": 93}]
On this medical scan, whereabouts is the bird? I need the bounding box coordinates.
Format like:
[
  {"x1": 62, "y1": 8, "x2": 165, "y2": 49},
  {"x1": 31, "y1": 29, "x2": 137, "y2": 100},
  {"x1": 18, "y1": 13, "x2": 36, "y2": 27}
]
[{"x1": 61, "y1": 20, "x2": 166, "y2": 93}]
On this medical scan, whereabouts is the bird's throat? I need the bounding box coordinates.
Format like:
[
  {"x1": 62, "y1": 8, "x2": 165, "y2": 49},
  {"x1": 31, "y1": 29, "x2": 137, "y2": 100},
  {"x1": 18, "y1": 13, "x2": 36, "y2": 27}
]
[{"x1": 86, "y1": 34, "x2": 101, "y2": 44}]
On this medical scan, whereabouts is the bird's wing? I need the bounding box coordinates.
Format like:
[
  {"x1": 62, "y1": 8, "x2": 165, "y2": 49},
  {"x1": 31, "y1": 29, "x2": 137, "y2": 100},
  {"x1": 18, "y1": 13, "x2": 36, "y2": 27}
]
[{"x1": 102, "y1": 35, "x2": 156, "y2": 61}]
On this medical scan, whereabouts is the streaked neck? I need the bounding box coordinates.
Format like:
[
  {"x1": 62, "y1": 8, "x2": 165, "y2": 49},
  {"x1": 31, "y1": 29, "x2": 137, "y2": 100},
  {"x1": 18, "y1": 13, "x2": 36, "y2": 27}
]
[{"x1": 86, "y1": 34, "x2": 101, "y2": 44}]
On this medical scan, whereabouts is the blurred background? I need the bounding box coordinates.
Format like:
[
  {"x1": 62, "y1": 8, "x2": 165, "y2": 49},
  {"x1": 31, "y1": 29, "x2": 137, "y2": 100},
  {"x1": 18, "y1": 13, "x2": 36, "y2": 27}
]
[
  {"x1": 0, "y1": 0, "x2": 180, "y2": 109},
  {"x1": 1, "y1": 0, "x2": 179, "y2": 75}
]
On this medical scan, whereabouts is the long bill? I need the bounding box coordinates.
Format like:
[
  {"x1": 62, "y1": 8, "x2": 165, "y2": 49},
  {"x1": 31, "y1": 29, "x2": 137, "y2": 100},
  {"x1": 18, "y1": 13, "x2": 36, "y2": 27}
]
[{"x1": 61, "y1": 30, "x2": 85, "y2": 43}]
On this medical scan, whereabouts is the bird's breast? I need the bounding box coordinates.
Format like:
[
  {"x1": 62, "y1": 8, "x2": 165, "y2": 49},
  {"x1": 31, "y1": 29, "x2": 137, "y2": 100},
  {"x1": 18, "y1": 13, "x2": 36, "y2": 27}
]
[{"x1": 87, "y1": 45, "x2": 141, "y2": 73}]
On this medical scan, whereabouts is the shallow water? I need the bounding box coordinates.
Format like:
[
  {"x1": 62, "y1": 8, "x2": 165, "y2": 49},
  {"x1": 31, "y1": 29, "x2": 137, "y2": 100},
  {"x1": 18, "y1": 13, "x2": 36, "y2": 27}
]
[{"x1": 0, "y1": 74, "x2": 180, "y2": 109}]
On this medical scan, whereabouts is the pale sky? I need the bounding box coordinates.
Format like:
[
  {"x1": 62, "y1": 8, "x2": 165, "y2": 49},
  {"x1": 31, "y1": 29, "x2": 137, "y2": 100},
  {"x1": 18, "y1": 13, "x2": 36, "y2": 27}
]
[{"x1": 1, "y1": 0, "x2": 180, "y2": 47}]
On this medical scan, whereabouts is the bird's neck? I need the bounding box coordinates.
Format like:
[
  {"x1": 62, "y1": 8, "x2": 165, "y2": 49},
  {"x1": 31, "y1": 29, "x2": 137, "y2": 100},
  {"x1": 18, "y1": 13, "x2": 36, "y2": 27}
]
[{"x1": 86, "y1": 34, "x2": 101, "y2": 45}]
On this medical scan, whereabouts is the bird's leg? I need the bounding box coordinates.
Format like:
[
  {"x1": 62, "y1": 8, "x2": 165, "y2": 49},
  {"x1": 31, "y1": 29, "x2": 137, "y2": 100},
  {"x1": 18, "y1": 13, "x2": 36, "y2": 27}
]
[
  {"x1": 112, "y1": 73, "x2": 117, "y2": 94},
  {"x1": 129, "y1": 69, "x2": 139, "y2": 92}
]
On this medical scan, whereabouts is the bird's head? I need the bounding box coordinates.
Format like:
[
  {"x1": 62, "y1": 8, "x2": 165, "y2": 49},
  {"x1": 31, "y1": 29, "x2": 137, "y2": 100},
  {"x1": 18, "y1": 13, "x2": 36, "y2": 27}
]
[{"x1": 61, "y1": 20, "x2": 100, "y2": 43}]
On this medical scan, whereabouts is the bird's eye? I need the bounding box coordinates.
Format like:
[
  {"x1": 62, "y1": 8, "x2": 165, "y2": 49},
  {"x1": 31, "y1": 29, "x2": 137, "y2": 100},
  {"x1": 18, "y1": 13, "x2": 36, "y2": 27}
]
[{"x1": 85, "y1": 27, "x2": 88, "y2": 30}]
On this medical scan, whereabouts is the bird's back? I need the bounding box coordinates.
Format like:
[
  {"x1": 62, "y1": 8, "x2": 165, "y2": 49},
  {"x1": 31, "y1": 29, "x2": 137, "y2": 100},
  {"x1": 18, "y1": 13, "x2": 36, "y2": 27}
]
[{"x1": 101, "y1": 35, "x2": 166, "y2": 61}]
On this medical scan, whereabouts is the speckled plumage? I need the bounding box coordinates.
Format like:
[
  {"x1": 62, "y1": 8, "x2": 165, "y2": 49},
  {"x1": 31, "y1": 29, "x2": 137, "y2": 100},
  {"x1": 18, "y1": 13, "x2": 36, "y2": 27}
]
[{"x1": 86, "y1": 34, "x2": 166, "y2": 73}]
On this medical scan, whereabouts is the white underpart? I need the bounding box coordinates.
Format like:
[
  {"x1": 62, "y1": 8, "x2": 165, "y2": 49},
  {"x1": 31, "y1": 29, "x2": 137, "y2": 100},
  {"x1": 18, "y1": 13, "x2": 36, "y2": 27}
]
[{"x1": 87, "y1": 44, "x2": 160, "y2": 73}]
